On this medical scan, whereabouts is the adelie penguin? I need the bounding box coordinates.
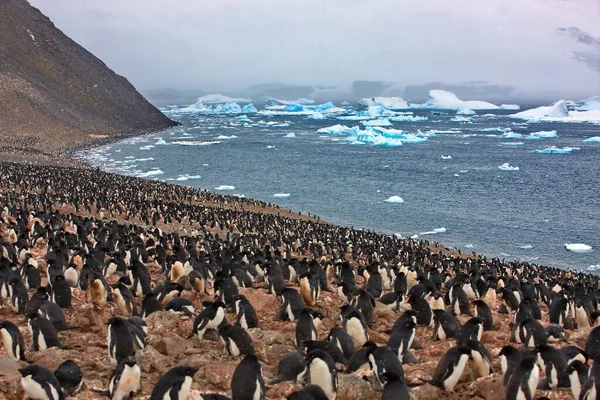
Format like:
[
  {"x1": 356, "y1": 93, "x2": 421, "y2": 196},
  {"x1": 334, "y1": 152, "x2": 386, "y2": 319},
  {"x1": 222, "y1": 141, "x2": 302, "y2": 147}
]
[
  {"x1": 505, "y1": 356, "x2": 539, "y2": 400},
  {"x1": 28, "y1": 315, "x2": 63, "y2": 351},
  {"x1": 141, "y1": 292, "x2": 163, "y2": 319},
  {"x1": 39, "y1": 301, "x2": 74, "y2": 332},
  {"x1": 219, "y1": 324, "x2": 255, "y2": 357},
  {"x1": 499, "y1": 345, "x2": 523, "y2": 387},
  {"x1": 50, "y1": 275, "x2": 72, "y2": 309},
  {"x1": 54, "y1": 360, "x2": 83, "y2": 397},
  {"x1": 189, "y1": 300, "x2": 227, "y2": 340},
  {"x1": 456, "y1": 317, "x2": 483, "y2": 346},
  {"x1": 270, "y1": 352, "x2": 307, "y2": 384},
  {"x1": 277, "y1": 288, "x2": 305, "y2": 322},
  {"x1": 112, "y1": 282, "x2": 137, "y2": 317},
  {"x1": 380, "y1": 371, "x2": 410, "y2": 400},
  {"x1": 8, "y1": 276, "x2": 28, "y2": 314},
  {"x1": 287, "y1": 385, "x2": 328, "y2": 400},
  {"x1": 430, "y1": 346, "x2": 471, "y2": 392},
  {"x1": 234, "y1": 294, "x2": 259, "y2": 330},
  {"x1": 305, "y1": 340, "x2": 348, "y2": 371},
  {"x1": 566, "y1": 360, "x2": 588, "y2": 400},
  {"x1": 0, "y1": 320, "x2": 26, "y2": 361},
  {"x1": 19, "y1": 364, "x2": 64, "y2": 400},
  {"x1": 328, "y1": 326, "x2": 355, "y2": 361},
  {"x1": 25, "y1": 286, "x2": 49, "y2": 317},
  {"x1": 296, "y1": 308, "x2": 319, "y2": 349},
  {"x1": 299, "y1": 271, "x2": 320, "y2": 307},
  {"x1": 472, "y1": 299, "x2": 494, "y2": 331},
  {"x1": 165, "y1": 297, "x2": 195, "y2": 317},
  {"x1": 431, "y1": 309, "x2": 460, "y2": 341},
  {"x1": 306, "y1": 349, "x2": 338, "y2": 400},
  {"x1": 535, "y1": 344, "x2": 569, "y2": 391},
  {"x1": 350, "y1": 289, "x2": 375, "y2": 326},
  {"x1": 342, "y1": 309, "x2": 369, "y2": 349},
  {"x1": 150, "y1": 366, "x2": 199, "y2": 400},
  {"x1": 231, "y1": 354, "x2": 265, "y2": 400},
  {"x1": 388, "y1": 319, "x2": 416, "y2": 362},
  {"x1": 107, "y1": 317, "x2": 136, "y2": 365},
  {"x1": 464, "y1": 340, "x2": 493, "y2": 378},
  {"x1": 367, "y1": 344, "x2": 404, "y2": 389},
  {"x1": 104, "y1": 356, "x2": 141, "y2": 400}
]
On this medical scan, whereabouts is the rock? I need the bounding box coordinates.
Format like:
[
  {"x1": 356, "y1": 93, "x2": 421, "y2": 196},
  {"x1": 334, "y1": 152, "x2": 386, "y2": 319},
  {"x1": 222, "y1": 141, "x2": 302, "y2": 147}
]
[
  {"x1": 337, "y1": 374, "x2": 374, "y2": 399},
  {"x1": 195, "y1": 361, "x2": 238, "y2": 391},
  {"x1": 145, "y1": 311, "x2": 189, "y2": 338},
  {"x1": 410, "y1": 383, "x2": 445, "y2": 400},
  {"x1": 470, "y1": 374, "x2": 505, "y2": 400},
  {"x1": 251, "y1": 329, "x2": 285, "y2": 346},
  {"x1": 28, "y1": 348, "x2": 65, "y2": 371},
  {"x1": 136, "y1": 345, "x2": 172, "y2": 374},
  {"x1": 0, "y1": 359, "x2": 21, "y2": 377},
  {"x1": 154, "y1": 336, "x2": 188, "y2": 357},
  {"x1": 403, "y1": 350, "x2": 419, "y2": 364},
  {"x1": 267, "y1": 382, "x2": 300, "y2": 399},
  {"x1": 176, "y1": 355, "x2": 212, "y2": 369}
]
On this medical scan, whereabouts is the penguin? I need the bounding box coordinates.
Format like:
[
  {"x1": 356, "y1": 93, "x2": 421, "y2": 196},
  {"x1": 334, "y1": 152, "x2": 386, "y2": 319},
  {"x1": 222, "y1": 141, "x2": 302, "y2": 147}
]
[
  {"x1": 427, "y1": 291, "x2": 445, "y2": 311},
  {"x1": 545, "y1": 324, "x2": 566, "y2": 343},
  {"x1": 21, "y1": 263, "x2": 41, "y2": 290},
  {"x1": 456, "y1": 317, "x2": 483, "y2": 346},
  {"x1": 0, "y1": 320, "x2": 26, "y2": 361},
  {"x1": 548, "y1": 297, "x2": 569, "y2": 326},
  {"x1": 150, "y1": 366, "x2": 199, "y2": 400},
  {"x1": 189, "y1": 300, "x2": 227, "y2": 340},
  {"x1": 449, "y1": 283, "x2": 471, "y2": 316},
  {"x1": 230, "y1": 354, "x2": 265, "y2": 400},
  {"x1": 270, "y1": 352, "x2": 307, "y2": 384},
  {"x1": 388, "y1": 319, "x2": 416, "y2": 361},
  {"x1": 431, "y1": 309, "x2": 460, "y2": 341},
  {"x1": 561, "y1": 345, "x2": 588, "y2": 365},
  {"x1": 28, "y1": 316, "x2": 63, "y2": 351},
  {"x1": 499, "y1": 345, "x2": 523, "y2": 386},
  {"x1": 198, "y1": 394, "x2": 232, "y2": 400},
  {"x1": 112, "y1": 282, "x2": 137, "y2": 317},
  {"x1": 153, "y1": 281, "x2": 183, "y2": 304},
  {"x1": 482, "y1": 283, "x2": 497, "y2": 309},
  {"x1": 87, "y1": 272, "x2": 111, "y2": 309},
  {"x1": 505, "y1": 356, "x2": 540, "y2": 400},
  {"x1": 141, "y1": 292, "x2": 163, "y2": 319},
  {"x1": 54, "y1": 360, "x2": 83, "y2": 397},
  {"x1": 345, "y1": 341, "x2": 377, "y2": 373},
  {"x1": 25, "y1": 286, "x2": 49, "y2": 317},
  {"x1": 105, "y1": 356, "x2": 141, "y2": 400},
  {"x1": 367, "y1": 345, "x2": 404, "y2": 388},
  {"x1": 19, "y1": 364, "x2": 64, "y2": 400},
  {"x1": 39, "y1": 301, "x2": 73, "y2": 332},
  {"x1": 535, "y1": 344, "x2": 569, "y2": 391},
  {"x1": 430, "y1": 346, "x2": 471, "y2": 392},
  {"x1": 464, "y1": 340, "x2": 493, "y2": 378},
  {"x1": 127, "y1": 316, "x2": 148, "y2": 337},
  {"x1": 165, "y1": 297, "x2": 195, "y2": 317},
  {"x1": 328, "y1": 326, "x2": 355, "y2": 361},
  {"x1": 234, "y1": 294, "x2": 259, "y2": 330},
  {"x1": 8, "y1": 276, "x2": 28, "y2": 313},
  {"x1": 517, "y1": 318, "x2": 547, "y2": 348},
  {"x1": 287, "y1": 385, "x2": 328, "y2": 400},
  {"x1": 580, "y1": 356, "x2": 600, "y2": 400},
  {"x1": 299, "y1": 271, "x2": 320, "y2": 307},
  {"x1": 306, "y1": 349, "x2": 338, "y2": 400},
  {"x1": 500, "y1": 287, "x2": 520, "y2": 313},
  {"x1": 380, "y1": 371, "x2": 410, "y2": 400},
  {"x1": 566, "y1": 360, "x2": 588, "y2": 400},
  {"x1": 51, "y1": 275, "x2": 72, "y2": 309},
  {"x1": 350, "y1": 289, "x2": 375, "y2": 326},
  {"x1": 407, "y1": 295, "x2": 432, "y2": 326},
  {"x1": 128, "y1": 261, "x2": 152, "y2": 297},
  {"x1": 278, "y1": 288, "x2": 305, "y2": 322},
  {"x1": 472, "y1": 299, "x2": 494, "y2": 331},
  {"x1": 188, "y1": 270, "x2": 207, "y2": 296},
  {"x1": 575, "y1": 299, "x2": 591, "y2": 329},
  {"x1": 342, "y1": 309, "x2": 369, "y2": 349},
  {"x1": 219, "y1": 324, "x2": 255, "y2": 357},
  {"x1": 586, "y1": 326, "x2": 600, "y2": 359},
  {"x1": 337, "y1": 282, "x2": 354, "y2": 305},
  {"x1": 63, "y1": 264, "x2": 79, "y2": 288},
  {"x1": 296, "y1": 308, "x2": 319, "y2": 349},
  {"x1": 107, "y1": 317, "x2": 135, "y2": 365}
]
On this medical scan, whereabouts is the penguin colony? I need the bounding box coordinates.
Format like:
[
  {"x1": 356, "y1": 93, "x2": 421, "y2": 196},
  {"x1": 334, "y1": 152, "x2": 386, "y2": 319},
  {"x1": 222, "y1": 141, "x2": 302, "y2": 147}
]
[{"x1": 0, "y1": 161, "x2": 599, "y2": 400}]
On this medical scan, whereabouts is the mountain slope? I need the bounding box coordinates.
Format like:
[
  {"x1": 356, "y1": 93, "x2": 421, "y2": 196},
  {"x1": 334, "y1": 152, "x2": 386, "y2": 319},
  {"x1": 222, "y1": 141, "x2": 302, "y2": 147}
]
[{"x1": 0, "y1": 0, "x2": 176, "y2": 162}]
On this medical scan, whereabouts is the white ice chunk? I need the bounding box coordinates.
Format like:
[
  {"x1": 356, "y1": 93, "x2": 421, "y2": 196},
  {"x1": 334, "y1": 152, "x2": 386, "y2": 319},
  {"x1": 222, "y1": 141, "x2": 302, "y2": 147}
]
[
  {"x1": 565, "y1": 243, "x2": 593, "y2": 253},
  {"x1": 518, "y1": 245, "x2": 533, "y2": 249},
  {"x1": 412, "y1": 90, "x2": 499, "y2": 110},
  {"x1": 359, "y1": 97, "x2": 409, "y2": 110},
  {"x1": 242, "y1": 103, "x2": 258, "y2": 113},
  {"x1": 283, "y1": 133, "x2": 296, "y2": 138},
  {"x1": 456, "y1": 108, "x2": 476, "y2": 115},
  {"x1": 513, "y1": 100, "x2": 569, "y2": 119},
  {"x1": 384, "y1": 196, "x2": 404, "y2": 203},
  {"x1": 441, "y1": 155, "x2": 452, "y2": 159},
  {"x1": 572, "y1": 96, "x2": 600, "y2": 111},
  {"x1": 196, "y1": 93, "x2": 251, "y2": 104},
  {"x1": 501, "y1": 142, "x2": 524, "y2": 146},
  {"x1": 172, "y1": 140, "x2": 221, "y2": 146},
  {"x1": 137, "y1": 169, "x2": 164, "y2": 178},
  {"x1": 388, "y1": 115, "x2": 428, "y2": 122},
  {"x1": 498, "y1": 163, "x2": 519, "y2": 171},
  {"x1": 420, "y1": 227, "x2": 447, "y2": 235},
  {"x1": 532, "y1": 146, "x2": 580, "y2": 154},
  {"x1": 307, "y1": 112, "x2": 326, "y2": 120},
  {"x1": 216, "y1": 135, "x2": 238, "y2": 140},
  {"x1": 361, "y1": 118, "x2": 392, "y2": 127},
  {"x1": 213, "y1": 102, "x2": 242, "y2": 114},
  {"x1": 499, "y1": 104, "x2": 521, "y2": 110},
  {"x1": 501, "y1": 132, "x2": 523, "y2": 139},
  {"x1": 583, "y1": 136, "x2": 600, "y2": 143},
  {"x1": 215, "y1": 185, "x2": 236, "y2": 191},
  {"x1": 155, "y1": 138, "x2": 167, "y2": 145},
  {"x1": 482, "y1": 127, "x2": 512, "y2": 133},
  {"x1": 526, "y1": 130, "x2": 558, "y2": 139},
  {"x1": 273, "y1": 193, "x2": 291, "y2": 198},
  {"x1": 451, "y1": 116, "x2": 474, "y2": 123}
]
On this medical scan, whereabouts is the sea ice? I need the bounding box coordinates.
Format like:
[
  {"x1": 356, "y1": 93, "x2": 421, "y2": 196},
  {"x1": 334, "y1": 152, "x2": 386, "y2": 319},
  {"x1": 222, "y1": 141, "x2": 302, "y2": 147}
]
[
  {"x1": 498, "y1": 163, "x2": 519, "y2": 171},
  {"x1": 501, "y1": 132, "x2": 523, "y2": 139},
  {"x1": 196, "y1": 93, "x2": 251, "y2": 104},
  {"x1": 441, "y1": 155, "x2": 452, "y2": 159},
  {"x1": 513, "y1": 100, "x2": 569, "y2": 119},
  {"x1": 412, "y1": 90, "x2": 500, "y2": 110},
  {"x1": 384, "y1": 196, "x2": 404, "y2": 203},
  {"x1": 266, "y1": 145, "x2": 276, "y2": 149},
  {"x1": 456, "y1": 108, "x2": 476, "y2": 115},
  {"x1": 242, "y1": 103, "x2": 258, "y2": 113},
  {"x1": 428, "y1": 129, "x2": 463, "y2": 134},
  {"x1": 172, "y1": 140, "x2": 221, "y2": 146},
  {"x1": 420, "y1": 227, "x2": 447, "y2": 235},
  {"x1": 307, "y1": 112, "x2": 326, "y2": 120},
  {"x1": 361, "y1": 118, "x2": 392, "y2": 127},
  {"x1": 155, "y1": 138, "x2": 167, "y2": 145},
  {"x1": 499, "y1": 104, "x2": 521, "y2": 110},
  {"x1": 317, "y1": 125, "x2": 360, "y2": 136},
  {"x1": 283, "y1": 133, "x2": 296, "y2": 138},
  {"x1": 451, "y1": 116, "x2": 474, "y2": 123},
  {"x1": 526, "y1": 130, "x2": 558, "y2": 139},
  {"x1": 137, "y1": 169, "x2": 164, "y2": 178},
  {"x1": 273, "y1": 193, "x2": 291, "y2": 198},
  {"x1": 518, "y1": 245, "x2": 533, "y2": 249},
  {"x1": 216, "y1": 135, "x2": 238, "y2": 140},
  {"x1": 571, "y1": 96, "x2": 600, "y2": 111},
  {"x1": 215, "y1": 185, "x2": 235, "y2": 191},
  {"x1": 501, "y1": 142, "x2": 524, "y2": 146},
  {"x1": 388, "y1": 115, "x2": 428, "y2": 122},
  {"x1": 531, "y1": 146, "x2": 580, "y2": 154},
  {"x1": 140, "y1": 145, "x2": 155, "y2": 150},
  {"x1": 359, "y1": 97, "x2": 409, "y2": 110},
  {"x1": 482, "y1": 127, "x2": 512, "y2": 133},
  {"x1": 583, "y1": 136, "x2": 600, "y2": 143},
  {"x1": 565, "y1": 243, "x2": 593, "y2": 253},
  {"x1": 213, "y1": 102, "x2": 242, "y2": 114}
]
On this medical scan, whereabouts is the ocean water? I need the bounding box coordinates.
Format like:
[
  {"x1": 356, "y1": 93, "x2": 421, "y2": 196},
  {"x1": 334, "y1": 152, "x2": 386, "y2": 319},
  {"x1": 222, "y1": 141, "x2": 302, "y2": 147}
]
[{"x1": 79, "y1": 107, "x2": 600, "y2": 272}]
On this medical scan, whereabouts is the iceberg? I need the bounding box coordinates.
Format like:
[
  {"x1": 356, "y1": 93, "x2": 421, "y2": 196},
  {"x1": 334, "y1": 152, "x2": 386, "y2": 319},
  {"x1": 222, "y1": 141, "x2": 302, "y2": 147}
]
[
  {"x1": 510, "y1": 100, "x2": 600, "y2": 123},
  {"x1": 481, "y1": 127, "x2": 511, "y2": 133},
  {"x1": 499, "y1": 104, "x2": 521, "y2": 110},
  {"x1": 451, "y1": 116, "x2": 474, "y2": 123},
  {"x1": 420, "y1": 227, "x2": 447, "y2": 235},
  {"x1": 501, "y1": 132, "x2": 523, "y2": 139},
  {"x1": 196, "y1": 93, "x2": 251, "y2": 104},
  {"x1": 518, "y1": 245, "x2": 533, "y2": 249},
  {"x1": 137, "y1": 169, "x2": 164, "y2": 178},
  {"x1": 216, "y1": 135, "x2": 238, "y2": 140},
  {"x1": 155, "y1": 138, "x2": 167, "y2": 145},
  {"x1": 583, "y1": 136, "x2": 600, "y2": 143},
  {"x1": 513, "y1": 100, "x2": 569, "y2": 119},
  {"x1": 215, "y1": 185, "x2": 235, "y2": 191},
  {"x1": 361, "y1": 118, "x2": 392, "y2": 127},
  {"x1": 498, "y1": 163, "x2": 519, "y2": 171},
  {"x1": 526, "y1": 130, "x2": 558, "y2": 139},
  {"x1": 273, "y1": 193, "x2": 291, "y2": 198},
  {"x1": 456, "y1": 108, "x2": 476, "y2": 115},
  {"x1": 572, "y1": 96, "x2": 600, "y2": 111},
  {"x1": 242, "y1": 103, "x2": 258, "y2": 113},
  {"x1": 565, "y1": 243, "x2": 593, "y2": 253},
  {"x1": 359, "y1": 97, "x2": 409, "y2": 110},
  {"x1": 532, "y1": 146, "x2": 580, "y2": 154},
  {"x1": 213, "y1": 102, "x2": 242, "y2": 114},
  {"x1": 412, "y1": 90, "x2": 500, "y2": 110},
  {"x1": 441, "y1": 155, "x2": 452, "y2": 159},
  {"x1": 283, "y1": 133, "x2": 296, "y2": 138},
  {"x1": 235, "y1": 115, "x2": 252, "y2": 123},
  {"x1": 501, "y1": 142, "x2": 524, "y2": 146},
  {"x1": 317, "y1": 125, "x2": 361, "y2": 136},
  {"x1": 384, "y1": 196, "x2": 404, "y2": 203},
  {"x1": 284, "y1": 102, "x2": 304, "y2": 112},
  {"x1": 388, "y1": 115, "x2": 428, "y2": 122},
  {"x1": 307, "y1": 112, "x2": 326, "y2": 120}
]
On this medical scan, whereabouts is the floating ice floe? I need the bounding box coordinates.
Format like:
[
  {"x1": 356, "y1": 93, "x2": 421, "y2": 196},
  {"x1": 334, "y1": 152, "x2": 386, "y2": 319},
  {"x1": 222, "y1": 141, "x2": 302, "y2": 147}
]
[
  {"x1": 384, "y1": 196, "x2": 404, "y2": 203},
  {"x1": 498, "y1": 163, "x2": 519, "y2": 171},
  {"x1": 481, "y1": 127, "x2": 512, "y2": 133},
  {"x1": 388, "y1": 115, "x2": 428, "y2": 122},
  {"x1": 456, "y1": 108, "x2": 476, "y2": 115},
  {"x1": 441, "y1": 155, "x2": 452, "y2": 159},
  {"x1": 242, "y1": 103, "x2": 258, "y2": 113},
  {"x1": 361, "y1": 118, "x2": 392, "y2": 127},
  {"x1": 175, "y1": 174, "x2": 201, "y2": 181},
  {"x1": 570, "y1": 96, "x2": 600, "y2": 111},
  {"x1": 266, "y1": 145, "x2": 276, "y2": 149},
  {"x1": 512, "y1": 100, "x2": 600, "y2": 123},
  {"x1": 451, "y1": 116, "x2": 474, "y2": 123},
  {"x1": 137, "y1": 169, "x2": 164, "y2": 178},
  {"x1": 501, "y1": 142, "x2": 524, "y2": 146},
  {"x1": 499, "y1": 104, "x2": 521, "y2": 110},
  {"x1": 583, "y1": 136, "x2": 600, "y2": 143},
  {"x1": 216, "y1": 135, "x2": 238, "y2": 140},
  {"x1": 526, "y1": 130, "x2": 558, "y2": 139},
  {"x1": 565, "y1": 243, "x2": 593, "y2": 253},
  {"x1": 140, "y1": 145, "x2": 155, "y2": 150},
  {"x1": 196, "y1": 93, "x2": 251, "y2": 104},
  {"x1": 215, "y1": 185, "x2": 235, "y2": 191},
  {"x1": 316, "y1": 125, "x2": 426, "y2": 146},
  {"x1": 172, "y1": 140, "x2": 221, "y2": 146},
  {"x1": 518, "y1": 245, "x2": 533, "y2": 249},
  {"x1": 465, "y1": 244, "x2": 475, "y2": 249},
  {"x1": 411, "y1": 90, "x2": 500, "y2": 110},
  {"x1": 155, "y1": 138, "x2": 167, "y2": 145},
  {"x1": 588, "y1": 264, "x2": 600, "y2": 271},
  {"x1": 420, "y1": 227, "x2": 447, "y2": 235},
  {"x1": 273, "y1": 193, "x2": 291, "y2": 198},
  {"x1": 359, "y1": 97, "x2": 409, "y2": 110},
  {"x1": 283, "y1": 133, "x2": 296, "y2": 138},
  {"x1": 501, "y1": 132, "x2": 523, "y2": 139},
  {"x1": 531, "y1": 146, "x2": 580, "y2": 154},
  {"x1": 427, "y1": 129, "x2": 462, "y2": 134},
  {"x1": 307, "y1": 112, "x2": 326, "y2": 120}
]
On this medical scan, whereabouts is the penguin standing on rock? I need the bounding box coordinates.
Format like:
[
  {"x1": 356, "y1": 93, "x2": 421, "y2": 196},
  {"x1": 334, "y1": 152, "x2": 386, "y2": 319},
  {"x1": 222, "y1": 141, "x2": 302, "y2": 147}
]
[
  {"x1": 231, "y1": 354, "x2": 265, "y2": 400},
  {"x1": 287, "y1": 385, "x2": 328, "y2": 400},
  {"x1": 566, "y1": 360, "x2": 588, "y2": 400},
  {"x1": 219, "y1": 324, "x2": 255, "y2": 357},
  {"x1": 165, "y1": 297, "x2": 195, "y2": 317},
  {"x1": 107, "y1": 317, "x2": 135, "y2": 365},
  {"x1": 342, "y1": 309, "x2": 369, "y2": 349},
  {"x1": 464, "y1": 340, "x2": 493, "y2": 378},
  {"x1": 19, "y1": 364, "x2": 63, "y2": 400},
  {"x1": 431, "y1": 310, "x2": 460, "y2": 341},
  {"x1": 296, "y1": 308, "x2": 318, "y2": 349},
  {"x1": 28, "y1": 316, "x2": 63, "y2": 351},
  {"x1": 299, "y1": 271, "x2": 320, "y2": 307},
  {"x1": 0, "y1": 320, "x2": 26, "y2": 361},
  {"x1": 141, "y1": 292, "x2": 163, "y2": 319},
  {"x1": 270, "y1": 352, "x2": 307, "y2": 384},
  {"x1": 430, "y1": 346, "x2": 471, "y2": 392},
  {"x1": 505, "y1": 357, "x2": 539, "y2": 400},
  {"x1": 234, "y1": 294, "x2": 258, "y2": 330},
  {"x1": 54, "y1": 360, "x2": 83, "y2": 397},
  {"x1": 456, "y1": 317, "x2": 483, "y2": 345},
  {"x1": 534, "y1": 344, "x2": 568, "y2": 391},
  {"x1": 112, "y1": 282, "x2": 137, "y2": 317},
  {"x1": 104, "y1": 356, "x2": 141, "y2": 400},
  {"x1": 499, "y1": 345, "x2": 523, "y2": 386},
  {"x1": 307, "y1": 349, "x2": 338, "y2": 400},
  {"x1": 472, "y1": 300, "x2": 494, "y2": 331},
  {"x1": 380, "y1": 371, "x2": 410, "y2": 400},
  {"x1": 150, "y1": 366, "x2": 199, "y2": 400},
  {"x1": 388, "y1": 320, "x2": 416, "y2": 362},
  {"x1": 39, "y1": 301, "x2": 73, "y2": 332},
  {"x1": 189, "y1": 300, "x2": 227, "y2": 340},
  {"x1": 51, "y1": 275, "x2": 72, "y2": 309}
]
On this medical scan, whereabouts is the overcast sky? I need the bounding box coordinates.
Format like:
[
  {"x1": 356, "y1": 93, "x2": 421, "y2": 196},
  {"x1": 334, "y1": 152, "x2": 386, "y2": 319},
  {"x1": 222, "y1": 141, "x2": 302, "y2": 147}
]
[{"x1": 30, "y1": 0, "x2": 600, "y2": 96}]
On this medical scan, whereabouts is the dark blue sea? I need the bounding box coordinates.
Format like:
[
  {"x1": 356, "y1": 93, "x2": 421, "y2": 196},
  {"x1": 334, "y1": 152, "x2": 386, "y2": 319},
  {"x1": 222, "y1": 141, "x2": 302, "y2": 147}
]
[{"x1": 79, "y1": 105, "x2": 600, "y2": 272}]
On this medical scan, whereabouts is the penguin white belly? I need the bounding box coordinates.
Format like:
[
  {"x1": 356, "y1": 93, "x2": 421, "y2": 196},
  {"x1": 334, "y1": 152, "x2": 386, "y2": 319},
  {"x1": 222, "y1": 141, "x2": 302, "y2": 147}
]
[
  {"x1": 436, "y1": 324, "x2": 447, "y2": 340},
  {"x1": 286, "y1": 304, "x2": 295, "y2": 322},
  {"x1": 527, "y1": 364, "x2": 539, "y2": 399},
  {"x1": 471, "y1": 351, "x2": 488, "y2": 377},
  {"x1": 429, "y1": 297, "x2": 444, "y2": 310},
  {"x1": 114, "y1": 365, "x2": 141, "y2": 399},
  {"x1": 310, "y1": 359, "x2": 336, "y2": 400},
  {"x1": 21, "y1": 375, "x2": 57, "y2": 400},
  {"x1": 37, "y1": 330, "x2": 47, "y2": 351},
  {"x1": 207, "y1": 308, "x2": 225, "y2": 330},
  {"x1": 252, "y1": 378, "x2": 263, "y2": 400},
  {"x1": 228, "y1": 338, "x2": 240, "y2": 357},
  {"x1": 0, "y1": 329, "x2": 16, "y2": 360},
  {"x1": 444, "y1": 354, "x2": 468, "y2": 391},
  {"x1": 587, "y1": 386, "x2": 597, "y2": 400},
  {"x1": 240, "y1": 313, "x2": 248, "y2": 330},
  {"x1": 576, "y1": 308, "x2": 590, "y2": 328},
  {"x1": 346, "y1": 318, "x2": 366, "y2": 348},
  {"x1": 172, "y1": 375, "x2": 192, "y2": 400},
  {"x1": 500, "y1": 355, "x2": 507, "y2": 375},
  {"x1": 183, "y1": 305, "x2": 195, "y2": 315},
  {"x1": 453, "y1": 300, "x2": 461, "y2": 316},
  {"x1": 549, "y1": 365, "x2": 558, "y2": 390},
  {"x1": 338, "y1": 287, "x2": 348, "y2": 304},
  {"x1": 569, "y1": 371, "x2": 580, "y2": 399}
]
